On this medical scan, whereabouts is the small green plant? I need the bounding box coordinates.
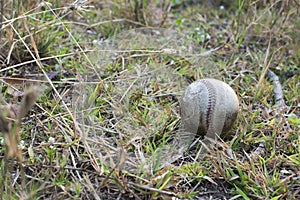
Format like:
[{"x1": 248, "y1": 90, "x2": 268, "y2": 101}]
[{"x1": 0, "y1": 0, "x2": 299, "y2": 199}]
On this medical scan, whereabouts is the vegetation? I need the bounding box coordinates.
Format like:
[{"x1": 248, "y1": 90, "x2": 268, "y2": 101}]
[{"x1": 0, "y1": 0, "x2": 299, "y2": 199}]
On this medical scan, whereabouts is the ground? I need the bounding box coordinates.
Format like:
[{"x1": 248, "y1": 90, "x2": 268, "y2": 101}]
[{"x1": 0, "y1": 0, "x2": 299, "y2": 199}]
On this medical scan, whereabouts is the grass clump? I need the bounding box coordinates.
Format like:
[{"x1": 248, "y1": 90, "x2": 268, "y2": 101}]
[{"x1": 0, "y1": 0, "x2": 299, "y2": 199}]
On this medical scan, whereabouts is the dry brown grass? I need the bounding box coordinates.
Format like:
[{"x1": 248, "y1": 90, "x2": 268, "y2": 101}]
[{"x1": 0, "y1": 0, "x2": 299, "y2": 199}]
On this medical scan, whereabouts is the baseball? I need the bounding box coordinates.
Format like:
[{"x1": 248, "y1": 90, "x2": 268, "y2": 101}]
[{"x1": 180, "y1": 78, "x2": 239, "y2": 140}]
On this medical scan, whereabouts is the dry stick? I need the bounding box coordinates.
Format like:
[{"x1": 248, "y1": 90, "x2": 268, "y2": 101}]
[
  {"x1": 24, "y1": 163, "x2": 106, "y2": 177},
  {"x1": 0, "y1": 0, "x2": 3, "y2": 37},
  {"x1": 128, "y1": 181, "x2": 179, "y2": 198},
  {"x1": 253, "y1": 69, "x2": 287, "y2": 158},
  {"x1": 254, "y1": 35, "x2": 283, "y2": 158},
  {"x1": 267, "y1": 70, "x2": 287, "y2": 112},
  {"x1": 0, "y1": 51, "x2": 93, "y2": 73}
]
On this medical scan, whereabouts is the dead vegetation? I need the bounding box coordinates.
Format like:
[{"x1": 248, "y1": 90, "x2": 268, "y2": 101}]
[{"x1": 0, "y1": 0, "x2": 299, "y2": 199}]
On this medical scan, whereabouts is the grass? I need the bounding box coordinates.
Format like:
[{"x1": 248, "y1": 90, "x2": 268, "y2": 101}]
[{"x1": 0, "y1": 0, "x2": 299, "y2": 199}]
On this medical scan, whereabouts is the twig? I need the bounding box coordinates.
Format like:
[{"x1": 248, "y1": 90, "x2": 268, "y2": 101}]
[
  {"x1": 267, "y1": 69, "x2": 287, "y2": 112},
  {"x1": 24, "y1": 163, "x2": 106, "y2": 177},
  {"x1": 0, "y1": 51, "x2": 92, "y2": 73},
  {"x1": 128, "y1": 181, "x2": 179, "y2": 198},
  {"x1": 0, "y1": 0, "x2": 3, "y2": 37},
  {"x1": 252, "y1": 69, "x2": 287, "y2": 159}
]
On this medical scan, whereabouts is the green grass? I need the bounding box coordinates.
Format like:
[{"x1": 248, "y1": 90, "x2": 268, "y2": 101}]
[{"x1": 0, "y1": 0, "x2": 299, "y2": 199}]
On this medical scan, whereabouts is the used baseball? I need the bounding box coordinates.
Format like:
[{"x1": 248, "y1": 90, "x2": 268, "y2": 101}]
[{"x1": 180, "y1": 78, "x2": 239, "y2": 140}]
